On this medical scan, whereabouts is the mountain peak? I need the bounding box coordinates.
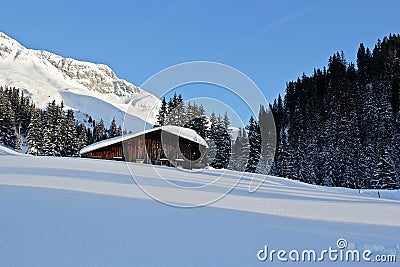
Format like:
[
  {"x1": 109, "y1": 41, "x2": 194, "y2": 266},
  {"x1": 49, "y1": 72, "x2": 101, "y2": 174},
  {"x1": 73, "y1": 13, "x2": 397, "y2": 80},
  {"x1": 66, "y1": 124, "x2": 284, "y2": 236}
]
[
  {"x1": 0, "y1": 32, "x2": 24, "y2": 48},
  {"x1": 0, "y1": 32, "x2": 160, "y2": 129},
  {"x1": 0, "y1": 32, "x2": 24, "y2": 57},
  {"x1": 0, "y1": 32, "x2": 15, "y2": 41}
]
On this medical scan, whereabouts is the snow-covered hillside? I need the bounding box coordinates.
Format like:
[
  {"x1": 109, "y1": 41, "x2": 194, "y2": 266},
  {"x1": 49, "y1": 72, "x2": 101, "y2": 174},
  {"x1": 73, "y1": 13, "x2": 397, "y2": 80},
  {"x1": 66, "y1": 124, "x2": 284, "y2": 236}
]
[
  {"x1": 0, "y1": 32, "x2": 160, "y2": 129},
  {"x1": 0, "y1": 146, "x2": 399, "y2": 266}
]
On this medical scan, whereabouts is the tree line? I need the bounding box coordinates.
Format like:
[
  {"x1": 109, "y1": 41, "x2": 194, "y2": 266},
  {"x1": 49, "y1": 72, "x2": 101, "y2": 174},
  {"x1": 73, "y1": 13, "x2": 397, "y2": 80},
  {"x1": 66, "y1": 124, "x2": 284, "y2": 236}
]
[
  {"x1": 270, "y1": 34, "x2": 400, "y2": 189},
  {"x1": 0, "y1": 86, "x2": 32, "y2": 149},
  {"x1": 0, "y1": 86, "x2": 123, "y2": 156}
]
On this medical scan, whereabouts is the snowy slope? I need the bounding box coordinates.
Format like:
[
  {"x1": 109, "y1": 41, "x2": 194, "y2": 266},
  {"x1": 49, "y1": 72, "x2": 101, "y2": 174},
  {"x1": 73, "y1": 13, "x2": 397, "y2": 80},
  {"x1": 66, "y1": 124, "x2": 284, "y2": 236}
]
[
  {"x1": 0, "y1": 32, "x2": 160, "y2": 130},
  {"x1": 0, "y1": 146, "x2": 399, "y2": 266},
  {"x1": 0, "y1": 145, "x2": 31, "y2": 156}
]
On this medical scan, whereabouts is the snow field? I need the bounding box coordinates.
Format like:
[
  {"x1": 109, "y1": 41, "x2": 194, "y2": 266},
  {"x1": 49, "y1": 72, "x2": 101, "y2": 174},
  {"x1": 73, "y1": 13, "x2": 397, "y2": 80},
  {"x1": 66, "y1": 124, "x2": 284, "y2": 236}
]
[{"x1": 0, "y1": 146, "x2": 399, "y2": 266}]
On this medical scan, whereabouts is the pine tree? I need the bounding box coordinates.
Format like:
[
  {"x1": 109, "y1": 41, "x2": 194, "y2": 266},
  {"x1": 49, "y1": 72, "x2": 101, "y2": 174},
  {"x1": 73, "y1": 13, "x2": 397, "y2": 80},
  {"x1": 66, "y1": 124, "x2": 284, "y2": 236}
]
[
  {"x1": 164, "y1": 93, "x2": 186, "y2": 126},
  {"x1": 93, "y1": 119, "x2": 107, "y2": 143},
  {"x1": 167, "y1": 94, "x2": 186, "y2": 126},
  {"x1": 229, "y1": 128, "x2": 250, "y2": 171},
  {"x1": 223, "y1": 112, "x2": 230, "y2": 129},
  {"x1": 0, "y1": 92, "x2": 18, "y2": 148},
  {"x1": 279, "y1": 139, "x2": 297, "y2": 179},
  {"x1": 194, "y1": 105, "x2": 208, "y2": 138},
  {"x1": 41, "y1": 119, "x2": 55, "y2": 156},
  {"x1": 42, "y1": 100, "x2": 63, "y2": 156},
  {"x1": 257, "y1": 105, "x2": 276, "y2": 174},
  {"x1": 108, "y1": 118, "x2": 118, "y2": 138},
  {"x1": 76, "y1": 124, "x2": 88, "y2": 151},
  {"x1": 246, "y1": 116, "x2": 261, "y2": 173},
  {"x1": 373, "y1": 148, "x2": 397, "y2": 189},
  {"x1": 27, "y1": 109, "x2": 42, "y2": 155},
  {"x1": 63, "y1": 109, "x2": 78, "y2": 156},
  {"x1": 371, "y1": 91, "x2": 397, "y2": 188},
  {"x1": 117, "y1": 125, "x2": 123, "y2": 137},
  {"x1": 86, "y1": 127, "x2": 94, "y2": 145},
  {"x1": 201, "y1": 111, "x2": 231, "y2": 169},
  {"x1": 202, "y1": 135, "x2": 217, "y2": 167},
  {"x1": 184, "y1": 102, "x2": 207, "y2": 137},
  {"x1": 209, "y1": 111, "x2": 216, "y2": 127},
  {"x1": 157, "y1": 97, "x2": 168, "y2": 126},
  {"x1": 165, "y1": 98, "x2": 175, "y2": 125},
  {"x1": 394, "y1": 111, "x2": 400, "y2": 188},
  {"x1": 210, "y1": 115, "x2": 231, "y2": 169}
]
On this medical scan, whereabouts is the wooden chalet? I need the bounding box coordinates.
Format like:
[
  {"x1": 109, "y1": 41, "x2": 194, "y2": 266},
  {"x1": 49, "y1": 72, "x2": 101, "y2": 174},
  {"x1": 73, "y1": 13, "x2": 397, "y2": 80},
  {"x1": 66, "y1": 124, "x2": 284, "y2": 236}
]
[{"x1": 80, "y1": 125, "x2": 208, "y2": 169}]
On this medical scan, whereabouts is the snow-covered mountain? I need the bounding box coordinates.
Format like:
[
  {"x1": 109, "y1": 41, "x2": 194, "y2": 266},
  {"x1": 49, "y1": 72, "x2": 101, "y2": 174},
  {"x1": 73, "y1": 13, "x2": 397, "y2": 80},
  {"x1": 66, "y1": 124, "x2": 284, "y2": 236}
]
[{"x1": 0, "y1": 32, "x2": 160, "y2": 131}]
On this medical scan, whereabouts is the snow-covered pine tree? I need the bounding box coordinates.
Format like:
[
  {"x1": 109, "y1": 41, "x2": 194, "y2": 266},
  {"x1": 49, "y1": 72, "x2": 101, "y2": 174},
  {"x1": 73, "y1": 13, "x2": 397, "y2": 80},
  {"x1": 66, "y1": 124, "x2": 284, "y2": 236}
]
[
  {"x1": 201, "y1": 112, "x2": 217, "y2": 166},
  {"x1": 165, "y1": 97, "x2": 175, "y2": 125},
  {"x1": 108, "y1": 118, "x2": 118, "y2": 138},
  {"x1": 279, "y1": 139, "x2": 297, "y2": 180},
  {"x1": 229, "y1": 128, "x2": 250, "y2": 171},
  {"x1": 298, "y1": 136, "x2": 318, "y2": 184},
  {"x1": 257, "y1": 105, "x2": 276, "y2": 174},
  {"x1": 209, "y1": 111, "x2": 216, "y2": 128},
  {"x1": 62, "y1": 109, "x2": 78, "y2": 157},
  {"x1": 117, "y1": 125, "x2": 123, "y2": 137},
  {"x1": 43, "y1": 100, "x2": 63, "y2": 156},
  {"x1": 184, "y1": 101, "x2": 196, "y2": 130},
  {"x1": 340, "y1": 63, "x2": 362, "y2": 188},
  {"x1": 371, "y1": 90, "x2": 397, "y2": 189},
  {"x1": 395, "y1": 111, "x2": 400, "y2": 188},
  {"x1": 86, "y1": 127, "x2": 94, "y2": 145},
  {"x1": 245, "y1": 116, "x2": 261, "y2": 173},
  {"x1": 270, "y1": 94, "x2": 285, "y2": 176},
  {"x1": 156, "y1": 97, "x2": 168, "y2": 126},
  {"x1": 185, "y1": 101, "x2": 192, "y2": 125},
  {"x1": 373, "y1": 147, "x2": 397, "y2": 189},
  {"x1": 210, "y1": 115, "x2": 231, "y2": 169},
  {"x1": 223, "y1": 112, "x2": 230, "y2": 130},
  {"x1": 27, "y1": 109, "x2": 42, "y2": 155},
  {"x1": 201, "y1": 135, "x2": 216, "y2": 167},
  {"x1": 0, "y1": 92, "x2": 18, "y2": 149},
  {"x1": 238, "y1": 129, "x2": 250, "y2": 171},
  {"x1": 34, "y1": 100, "x2": 65, "y2": 156},
  {"x1": 229, "y1": 128, "x2": 242, "y2": 171},
  {"x1": 76, "y1": 124, "x2": 88, "y2": 151},
  {"x1": 172, "y1": 95, "x2": 186, "y2": 127},
  {"x1": 164, "y1": 93, "x2": 186, "y2": 126},
  {"x1": 194, "y1": 104, "x2": 208, "y2": 138},
  {"x1": 319, "y1": 112, "x2": 338, "y2": 187},
  {"x1": 271, "y1": 139, "x2": 284, "y2": 177},
  {"x1": 23, "y1": 95, "x2": 34, "y2": 137},
  {"x1": 93, "y1": 119, "x2": 107, "y2": 143},
  {"x1": 41, "y1": 119, "x2": 55, "y2": 156}
]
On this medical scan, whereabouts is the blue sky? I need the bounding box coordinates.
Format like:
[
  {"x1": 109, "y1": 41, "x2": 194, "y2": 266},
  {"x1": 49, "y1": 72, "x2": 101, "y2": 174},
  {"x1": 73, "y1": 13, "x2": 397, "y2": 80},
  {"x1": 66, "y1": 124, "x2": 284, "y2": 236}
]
[{"x1": 2, "y1": 0, "x2": 399, "y2": 125}]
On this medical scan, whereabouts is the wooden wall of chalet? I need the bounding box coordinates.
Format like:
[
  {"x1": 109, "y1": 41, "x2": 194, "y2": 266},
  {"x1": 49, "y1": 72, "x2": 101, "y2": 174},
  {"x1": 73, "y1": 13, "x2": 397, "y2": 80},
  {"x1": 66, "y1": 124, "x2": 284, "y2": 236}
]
[
  {"x1": 122, "y1": 130, "x2": 202, "y2": 166},
  {"x1": 81, "y1": 144, "x2": 123, "y2": 160}
]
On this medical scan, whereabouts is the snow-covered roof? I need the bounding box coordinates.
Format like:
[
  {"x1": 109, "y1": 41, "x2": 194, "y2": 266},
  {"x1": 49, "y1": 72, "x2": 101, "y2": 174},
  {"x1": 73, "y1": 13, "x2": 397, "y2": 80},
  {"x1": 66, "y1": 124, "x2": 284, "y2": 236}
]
[{"x1": 80, "y1": 125, "x2": 208, "y2": 155}]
